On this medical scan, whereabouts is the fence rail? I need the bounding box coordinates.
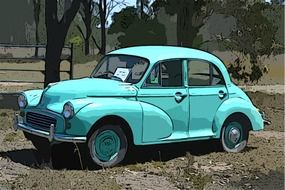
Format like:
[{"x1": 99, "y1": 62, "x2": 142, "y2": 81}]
[{"x1": 0, "y1": 43, "x2": 74, "y2": 84}]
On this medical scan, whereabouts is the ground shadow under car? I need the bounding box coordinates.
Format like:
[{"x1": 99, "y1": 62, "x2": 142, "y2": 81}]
[{"x1": 0, "y1": 140, "x2": 257, "y2": 170}]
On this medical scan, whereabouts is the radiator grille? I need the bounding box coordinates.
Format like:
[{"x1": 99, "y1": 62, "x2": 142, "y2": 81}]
[{"x1": 26, "y1": 112, "x2": 56, "y2": 130}]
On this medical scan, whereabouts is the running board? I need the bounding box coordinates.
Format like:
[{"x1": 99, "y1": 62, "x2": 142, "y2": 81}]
[{"x1": 161, "y1": 130, "x2": 215, "y2": 141}]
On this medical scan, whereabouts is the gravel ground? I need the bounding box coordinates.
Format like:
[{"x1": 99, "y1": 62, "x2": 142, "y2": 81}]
[{"x1": 0, "y1": 92, "x2": 283, "y2": 190}]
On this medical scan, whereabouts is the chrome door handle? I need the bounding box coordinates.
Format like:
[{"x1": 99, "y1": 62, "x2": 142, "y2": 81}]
[
  {"x1": 174, "y1": 92, "x2": 187, "y2": 103},
  {"x1": 218, "y1": 90, "x2": 227, "y2": 99}
]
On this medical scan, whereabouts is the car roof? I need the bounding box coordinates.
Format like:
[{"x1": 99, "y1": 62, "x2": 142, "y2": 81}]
[
  {"x1": 108, "y1": 46, "x2": 231, "y2": 86},
  {"x1": 108, "y1": 46, "x2": 224, "y2": 66}
]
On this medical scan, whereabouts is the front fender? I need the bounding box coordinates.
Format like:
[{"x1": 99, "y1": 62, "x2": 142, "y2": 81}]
[
  {"x1": 23, "y1": 90, "x2": 43, "y2": 107},
  {"x1": 65, "y1": 98, "x2": 143, "y2": 145},
  {"x1": 213, "y1": 98, "x2": 264, "y2": 138}
]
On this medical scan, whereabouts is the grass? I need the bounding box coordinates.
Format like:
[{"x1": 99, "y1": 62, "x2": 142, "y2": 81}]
[
  {"x1": 3, "y1": 132, "x2": 22, "y2": 142},
  {"x1": 0, "y1": 109, "x2": 15, "y2": 130}
]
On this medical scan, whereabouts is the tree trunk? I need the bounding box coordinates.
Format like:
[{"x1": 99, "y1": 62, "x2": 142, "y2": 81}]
[
  {"x1": 44, "y1": 0, "x2": 81, "y2": 87},
  {"x1": 99, "y1": 0, "x2": 106, "y2": 55},
  {"x1": 176, "y1": 0, "x2": 193, "y2": 47},
  {"x1": 35, "y1": 22, "x2": 39, "y2": 57},
  {"x1": 100, "y1": 25, "x2": 106, "y2": 55},
  {"x1": 33, "y1": 0, "x2": 40, "y2": 57},
  {"x1": 84, "y1": 38, "x2": 90, "y2": 55},
  {"x1": 44, "y1": 26, "x2": 65, "y2": 87},
  {"x1": 84, "y1": 13, "x2": 92, "y2": 56},
  {"x1": 140, "y1": 0, "x2": 144, "y2": 18}
]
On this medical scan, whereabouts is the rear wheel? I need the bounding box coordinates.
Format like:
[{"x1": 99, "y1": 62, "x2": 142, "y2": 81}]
[
  {"x1": 88, "y1": 125, "x2": 128, "y2": 168},
  {"x1": 221, "y1": 117, "x2": 249, "y2": 153}
]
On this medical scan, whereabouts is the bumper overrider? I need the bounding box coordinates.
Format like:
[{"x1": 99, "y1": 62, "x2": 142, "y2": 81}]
[
  {"x1": 259, "y1": 110, "x2": 271, "y2": 125},
  {"x1": 13, "y1": 114, "x2": 86, "y2": 143}
]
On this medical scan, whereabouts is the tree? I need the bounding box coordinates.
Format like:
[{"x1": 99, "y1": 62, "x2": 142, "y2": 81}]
[
  {"x1": 33, "y1": 0, "x2": 41, "y2": 57},
  {"x1": 108, "y1": 7, "x2": 167, "y2": 47},
  {"x1": 153, "y1": 0, "x2": 214, "y2": 47},
  {"x1": 217, "y1": 1, "x2": 278, "y2": 83},
  {"x1": 91, "y1": 0, "x2": 127, "y2": 55},
  {"x1": 136, "y1": 0, "x2": 149, "y2": 18},
  {"x1": 77, "y1": 0, "x2": 95, "y2": 55},
  {"x1": 44, "y1": 0, "x2": 81, "y2": 87}
]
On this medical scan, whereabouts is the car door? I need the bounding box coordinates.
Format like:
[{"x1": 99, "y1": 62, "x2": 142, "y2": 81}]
[
  {"x1": 186, "y1": 59, "x2": 228, "y2": 137},
  {"x1": 137, "y1": 59, "x2": 189, "y2": 142}
]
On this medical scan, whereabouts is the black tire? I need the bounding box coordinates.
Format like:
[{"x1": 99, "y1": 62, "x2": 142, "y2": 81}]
[
  {"x1": 88, "y1": 125, "x2": 128, "y2": 168},
  {"x1": 221, "y1": 116, "x2": 249, "y2": 153},
  {"x1": 23, "y1": 132, "x2": 51, "y2": 162}
]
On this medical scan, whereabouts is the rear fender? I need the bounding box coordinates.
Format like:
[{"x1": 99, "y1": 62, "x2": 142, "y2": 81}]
[{"x1": 213, "y1": 98, "x2": 264, "y2": 138}]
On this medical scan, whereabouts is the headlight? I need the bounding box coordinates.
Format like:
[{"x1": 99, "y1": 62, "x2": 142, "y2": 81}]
[
  {"x1": 18, "y1": 94, "x2": 27, "y2": 108},
  {"x1": 62, "y1": 102, "x2": 74, "y2": 119}
]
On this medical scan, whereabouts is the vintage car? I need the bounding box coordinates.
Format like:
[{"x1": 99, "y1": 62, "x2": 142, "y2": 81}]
[{"x1": 14, "y1": 46, "x2": 269, "y2": 167}]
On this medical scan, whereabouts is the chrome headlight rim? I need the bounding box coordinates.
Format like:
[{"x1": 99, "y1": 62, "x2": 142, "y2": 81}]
[
  {"x1": 18, "y1": 94, "x2": 27, "y2": 109},
  {"x1": 62, "y1": 102, "x2": 74, "y2": 119}
]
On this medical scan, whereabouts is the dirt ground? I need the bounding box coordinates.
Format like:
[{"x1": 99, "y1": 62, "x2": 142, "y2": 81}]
[
  {"x1": 0, "y1": 91, "x2": 283, "y2": 190},
  {"x1": 0, "y1": 52, "x2": 284, "y2": 189}
]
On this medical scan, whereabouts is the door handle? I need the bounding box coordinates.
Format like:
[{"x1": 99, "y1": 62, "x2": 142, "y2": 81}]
[
  {"x1": 174, "y1": 92, "x2": 187, "y2": 103},
  {"x1": 218, "y1": 90, "x2": 227, "y2": 99}
]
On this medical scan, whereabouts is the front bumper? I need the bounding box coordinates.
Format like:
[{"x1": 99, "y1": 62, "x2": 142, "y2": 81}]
[{"x1": 13, "y1": 114, "x2": 86, "y2": 143}]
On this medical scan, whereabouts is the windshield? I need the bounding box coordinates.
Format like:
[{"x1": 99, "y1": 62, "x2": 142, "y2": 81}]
[{"x1": 91, "y1": 55, "x2": 149, "y2": 84}]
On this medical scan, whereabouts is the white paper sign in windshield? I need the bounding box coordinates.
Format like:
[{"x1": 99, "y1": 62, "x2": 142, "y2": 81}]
[{"x1": 113, "y1": 68, "x2": 131, "y2": 81}]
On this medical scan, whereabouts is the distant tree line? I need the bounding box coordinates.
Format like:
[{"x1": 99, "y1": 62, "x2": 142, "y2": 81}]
[{"x1": 30, "y1": 0, "x2": 284, "y2": 86}]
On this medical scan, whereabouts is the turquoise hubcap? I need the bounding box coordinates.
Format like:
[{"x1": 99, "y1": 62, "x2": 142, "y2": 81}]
[
  {"x1": 94, "y1": 130, "x2": 120, "y2": 162},
  {"x1": 224, "y1": 122, "x2": 243, "y2": 149}
]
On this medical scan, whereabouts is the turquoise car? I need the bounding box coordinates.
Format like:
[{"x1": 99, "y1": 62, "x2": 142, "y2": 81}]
[{"x1": 14, "y1": 46, "x2": 269, "y2": 167}]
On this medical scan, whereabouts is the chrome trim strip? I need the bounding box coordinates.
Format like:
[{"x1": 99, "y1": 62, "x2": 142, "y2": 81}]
[{"x1": 14, "y1": 114, "x2": 86, "y2": 143}]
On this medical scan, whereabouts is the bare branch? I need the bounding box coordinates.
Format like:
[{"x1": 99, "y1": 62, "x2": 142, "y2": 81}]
[
  {"x1": 60, "y1": 0, "x2": 81, "y2": 27},
  {"x1": 92, "y1": 35, "x2": 101, "y2": 50},
  {"x1": 76, "y1": 24, "x2": 86, "y2": 39}
]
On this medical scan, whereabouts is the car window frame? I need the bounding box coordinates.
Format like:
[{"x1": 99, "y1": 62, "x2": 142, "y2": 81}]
[
  {"x1": 142, "y1": 58, "x2": 185, "y2": 89},
  {"x1": 90, "y1": 54, "x2": 150, "y2": 84},
  {"x1": 186, "y1": 59, "x2": 226, "y2": 88}
]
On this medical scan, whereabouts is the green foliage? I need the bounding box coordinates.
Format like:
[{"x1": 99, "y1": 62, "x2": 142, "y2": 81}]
[
  {"x1": 218, "y1": 1, "x2": 279, "y2": 83},
  {"x1": 69, "y1": 36, "x2": 83, "y2": 46},
  {"x1": 109, "y1": 7, "x2": 167, "y2": 48},
  {"x1": 153, "y1": 0, "x2": 213, "y2": 47},
  {"x1": 262, "y1": 2, "x2": 284, "y2": 55}
]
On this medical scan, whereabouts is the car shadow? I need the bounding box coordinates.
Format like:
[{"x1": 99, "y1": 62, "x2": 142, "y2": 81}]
[
  {"x1": 0, "y1": 140, "x2": 257, "y2": 170},
  {"x1": 0, "y1": 149, "x2": 44, "y2": 168}
]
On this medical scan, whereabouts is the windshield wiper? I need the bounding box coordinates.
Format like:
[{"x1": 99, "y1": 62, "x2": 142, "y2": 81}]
[{"x1": 111, "y1": 75, "x2": 123, "y2": 82}]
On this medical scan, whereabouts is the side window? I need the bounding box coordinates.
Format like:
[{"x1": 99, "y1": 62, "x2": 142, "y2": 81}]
[
  {"x1": 212, "y1": 65, "x2": 225, "y2": 85},
  {"x1": 145, "y1": 60, "x2": 183, "y2": 87},
  {"x1": 188, "y1": 60, "x2": 225, "y2": 86},
  {"x1": 188, "y1": 60, "x2": 210, "y2": 86}
]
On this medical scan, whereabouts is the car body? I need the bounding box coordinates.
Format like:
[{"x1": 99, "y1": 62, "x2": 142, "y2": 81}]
[{"x1": 14, "y1": 46, "x2": 269, "y2": 167}]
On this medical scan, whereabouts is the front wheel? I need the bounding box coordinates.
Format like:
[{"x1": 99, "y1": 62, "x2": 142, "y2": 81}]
[
  {"x1": 221, "y1": 119, "x2": 249, "y2": 153},
  {"x1": 88, "y1": 125, "x2": 128, "y2": 168}
]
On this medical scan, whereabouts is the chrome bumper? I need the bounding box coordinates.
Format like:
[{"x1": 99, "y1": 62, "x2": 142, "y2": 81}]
[{"x1": 13, "y1": 114, "x2": 86, "y2": 143}]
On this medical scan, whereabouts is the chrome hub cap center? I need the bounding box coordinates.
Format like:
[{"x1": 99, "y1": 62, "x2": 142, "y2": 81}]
[{"x1": 229, "y1": 128, "x2": 241, "y2": 144}]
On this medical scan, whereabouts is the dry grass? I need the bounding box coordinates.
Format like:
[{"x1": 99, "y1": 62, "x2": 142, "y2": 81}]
[
  {"x1": 0, "y1": 52, "x2": 283, "y2": 92},
  {"x1": 0, "y1": 60, "x2": 97, "y2": 92}
]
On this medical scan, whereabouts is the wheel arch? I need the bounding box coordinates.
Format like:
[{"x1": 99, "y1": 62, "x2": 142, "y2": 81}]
[
  {"x1": 213, "y1": 97, "x2": 264, "y2": 138},
  {"x1": 219, "y1": 112, "x2": 252, "y2": 137},
  {"x1": 87, "y1": 115, "x2": 134, "y2": 146}
]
